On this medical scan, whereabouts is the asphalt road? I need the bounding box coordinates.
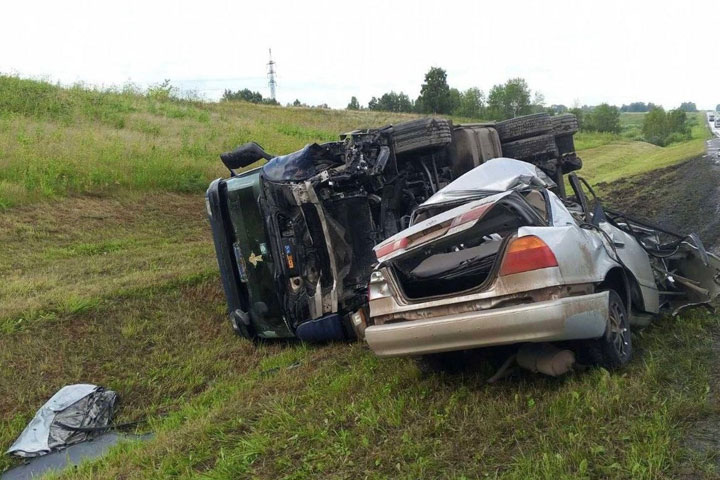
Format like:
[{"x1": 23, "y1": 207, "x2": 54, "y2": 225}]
[
  {"x1": 706, "y1": 112, "x2": 720, "y2": 165},
  {"x1": 708, "y1": 111, "x2": 720, "y2": 137}
]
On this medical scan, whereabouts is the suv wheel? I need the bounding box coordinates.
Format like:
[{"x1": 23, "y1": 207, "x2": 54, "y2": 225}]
[
  {"x1": 555, "y1": 135, "x2": 576, "y2": 155},
  {"x1": 550, "y1": 113, "x2": 579, "y2": 136},
  {"x1": 501, "y1": 134, "x2": 559, "y2": 161},
  {"x1": 392, "y1": 118, "x2": 453, "y2": 154},
  {"x1": 495, "y1": 113, "x2": 552, "y2": 142}
]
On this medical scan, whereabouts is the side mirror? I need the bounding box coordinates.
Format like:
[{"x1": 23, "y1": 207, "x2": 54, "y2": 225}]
[{"x1": 220, "y1": 142, "x2": 274, "y2": 171}]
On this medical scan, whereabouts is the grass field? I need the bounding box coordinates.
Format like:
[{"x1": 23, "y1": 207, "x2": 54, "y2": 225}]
[
  {"x1": 577, "y1": 112, "x2": 710, "y2": 187},
  {"x1": 1, "y1": 77, "x2": 719, "y2": 479}
]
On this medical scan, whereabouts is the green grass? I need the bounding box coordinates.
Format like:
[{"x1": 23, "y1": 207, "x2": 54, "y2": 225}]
[
  {"x1": 0, "y1": 75, "x2": 425, "y2": 208},
  {"x1": 577, "y1": 112, "x2": 710, "y2": 185},
  {"x1": 2, "y1": 78, "x2": 720, "y2": 478}
]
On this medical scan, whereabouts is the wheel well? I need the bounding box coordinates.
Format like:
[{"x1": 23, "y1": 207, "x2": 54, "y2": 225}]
[{"x1": 598, "y1": 267, "x2": 644, "y2": 313}]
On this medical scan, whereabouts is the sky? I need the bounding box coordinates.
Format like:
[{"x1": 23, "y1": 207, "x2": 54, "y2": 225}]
[{"x1": 2, "y1": 0, "x2": 719, "y2": 110}]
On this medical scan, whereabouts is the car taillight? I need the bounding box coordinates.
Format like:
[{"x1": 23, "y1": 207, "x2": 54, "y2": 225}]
[
  {"x1": 499, "y1": 235, "x2": 558, "y2": 276},
  {"x1": 375, "y1": 237, "x2": 409, "y2": 259}
]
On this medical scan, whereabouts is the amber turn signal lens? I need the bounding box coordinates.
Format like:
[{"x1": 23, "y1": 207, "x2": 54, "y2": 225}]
[{"x1": 499, "y1": 235, "x2": 558, "y2": 276}]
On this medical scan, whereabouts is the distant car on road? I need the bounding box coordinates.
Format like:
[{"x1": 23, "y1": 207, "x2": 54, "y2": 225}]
[
  {"x1": 715, "y1": 119, "x2": 720, "y2": 128},
  {"x1": 709, "y1": 113, "x2": 715, "y2": 121}
]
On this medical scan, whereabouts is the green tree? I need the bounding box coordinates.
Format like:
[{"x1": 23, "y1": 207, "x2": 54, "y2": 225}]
[
  {"x1": 716, "y1": 104, "x2": 720, "y2": 112},
  {"x1": 642, "y1": 107, "x2": 668, "y2": 145},
  {"x1": 583, "y1": 103, "x2": 621, "y2": 133},
  {"x1": 368, "y1": 91, "x2": 414, "y2": 112},
  {"x1": 448, "y1": 88, "x2": 461, "y2": 114},
  {"x1": 620, "y1": 102, "x2": 655, "y2": 113},
  {"x1": 667, "y1": 109, "x2": 688, "y2": 134},
  {"x1": 417, "y1": 67, "x2": 452, "y2": 114},
  {"x1": 679, "y1": 102, "x2": 697, "y2": 112},
  {"x1": 569, "y1": 107, "x2": 584, "y2": 129},
  {"x1": 222, "y1": 88, "x2": 263, "y2": 103},
  {"x1": 453, "y1": 87, "x2": 485, "y2": 118},
  {"x1": 642, "y1": 107, "x2": 690, "y2": 146},
  {"x1": 147, "y1": 79, "x2": 175, "y2": 101},
  {"x1": 347, "y1": 96, "x2": 360, "y2": 110},
  {"x1": 487, "y1": 78, "x2": 532, "y2": 120}
]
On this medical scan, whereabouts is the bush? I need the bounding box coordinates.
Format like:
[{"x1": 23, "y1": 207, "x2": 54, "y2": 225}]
[
  {"x1": 664, "y1": 131, "x2": 691, "y2": 145},
  {"x1": 641, "y1": 107, "x2": 691, "y2": 146},
  {"x1": 146, "y1": 79, "x2": 175, "y2": 101},
  {"x1": 583, "y1": 104, "x2": 620, "y2": 133}
]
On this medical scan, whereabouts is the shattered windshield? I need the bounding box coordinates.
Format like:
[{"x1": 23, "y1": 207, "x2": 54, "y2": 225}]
[{"x1": 422, "y1": 158, "x2": 556, "y2": 205}]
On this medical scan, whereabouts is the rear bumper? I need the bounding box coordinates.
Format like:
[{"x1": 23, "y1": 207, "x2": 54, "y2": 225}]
[{"x1": 364, "y1": 291, "x2": 609, "y2": 357}]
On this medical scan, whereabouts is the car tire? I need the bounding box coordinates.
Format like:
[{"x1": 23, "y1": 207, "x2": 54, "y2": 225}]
[
  {"x1": 555, "y1": 134, "x2": 576, "y2": 155},
  {"x1": 580, "y1": 289, "x2": 632, "y2": 370},
  {"x1": 551, "y1": 114, "x2": 579, "y2": 136},
  {"x1": 392, "y1": 118, "x2": 453, "y2": 154},
  {"x1": 495, "y1": 113, "x2": 552, "y2": 142},
  {"x1": 501, "y1": 134, "x2": 559, "y2": 161},
  {"x1": 415, "y1": 351, "x2": 466, "y2": 374}
]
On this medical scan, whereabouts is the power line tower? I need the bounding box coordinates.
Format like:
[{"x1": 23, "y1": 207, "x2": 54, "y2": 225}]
[{"x1": 267, "y1": 48, "x2": 277, "y2": 101}]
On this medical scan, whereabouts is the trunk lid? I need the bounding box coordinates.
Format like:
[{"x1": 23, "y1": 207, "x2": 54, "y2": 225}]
[{"x1": 376, "y1": 190, "x2": 546, "y2": 300}]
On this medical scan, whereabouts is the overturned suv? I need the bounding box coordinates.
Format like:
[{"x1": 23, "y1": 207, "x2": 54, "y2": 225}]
[{"x1": 206, "y1": 114, "x2": 580, "y2": 340}]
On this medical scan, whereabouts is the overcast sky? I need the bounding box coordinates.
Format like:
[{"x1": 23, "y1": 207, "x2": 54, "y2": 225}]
[{"x1": 2, "y1": 0, "x2": 719, "y2": 109}]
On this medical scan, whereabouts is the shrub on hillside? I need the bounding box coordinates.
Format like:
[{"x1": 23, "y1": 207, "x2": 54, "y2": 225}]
[
  {"x1": 583, "y1": 104, "x2": 620, "y2": 133},
  {"x1": 641, "y1": 107, "x2": 691, "y2": 146}
]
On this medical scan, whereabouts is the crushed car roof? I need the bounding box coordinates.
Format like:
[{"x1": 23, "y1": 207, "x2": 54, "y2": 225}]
[{"x1": 422, "y1": 158, "x2": 556, "y2": 205}]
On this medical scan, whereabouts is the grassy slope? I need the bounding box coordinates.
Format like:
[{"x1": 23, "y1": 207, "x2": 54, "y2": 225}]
[
  {"x1": 577, "y1": 112, "x2": 710, "y2": 186},
  {"x1": 1, "y1": 78, "x2": 718, "y2": 478},
  {"x1": 0, "y1": 76, "x2": 425, "y2": 208}
]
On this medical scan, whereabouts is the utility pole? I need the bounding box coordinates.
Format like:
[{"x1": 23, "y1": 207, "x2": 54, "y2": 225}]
[{"x1": 267, "y1": 49, "x2": 277, "y2": 101}]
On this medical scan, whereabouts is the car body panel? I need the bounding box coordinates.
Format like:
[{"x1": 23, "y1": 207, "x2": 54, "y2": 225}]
[
  {"x1": 366, "y1": 158, "x2": 672, "y2": 355},
  {"x1": 366, "y1": 291, "x2": 609, "y2": 357}
]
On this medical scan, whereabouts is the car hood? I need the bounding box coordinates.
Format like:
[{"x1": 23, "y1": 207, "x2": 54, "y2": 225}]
[{"x1": 422, "y1": 157, "x2": 555, "y2": 205}]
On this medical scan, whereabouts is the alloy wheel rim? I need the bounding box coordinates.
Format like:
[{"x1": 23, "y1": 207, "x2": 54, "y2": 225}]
[{"x1": 608, "y1": 300, "x2": 629, "y2": 358}]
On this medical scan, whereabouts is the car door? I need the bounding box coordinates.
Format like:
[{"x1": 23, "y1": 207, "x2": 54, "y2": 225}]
[{"x1": 567, "y1": 174, "x2": 659, "y2": 313}]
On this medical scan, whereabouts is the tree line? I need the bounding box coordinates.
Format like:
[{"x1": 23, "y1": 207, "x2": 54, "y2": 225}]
[
  {"x1": 619, "y1": 101, "x2": 697, "y2": 113},
  {"x1": 220, "y1": 67, "x2": 708, "y2": 146},
  {"x1": 221, "y1": 88, "x2": 279, "y2": 105},
  {"x1": 348, "y1": 67, "x2": 547, "y2": 121}
]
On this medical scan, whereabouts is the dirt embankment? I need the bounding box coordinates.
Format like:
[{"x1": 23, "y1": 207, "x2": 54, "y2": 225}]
[{"x1": 597, "y1": 137, "x2": 720, "y2": 252}]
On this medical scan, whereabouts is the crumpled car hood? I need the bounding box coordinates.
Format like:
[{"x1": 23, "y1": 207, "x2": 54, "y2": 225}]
[{"x1": 422, "y1": 157, "x2": 556, "y2": 205}]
